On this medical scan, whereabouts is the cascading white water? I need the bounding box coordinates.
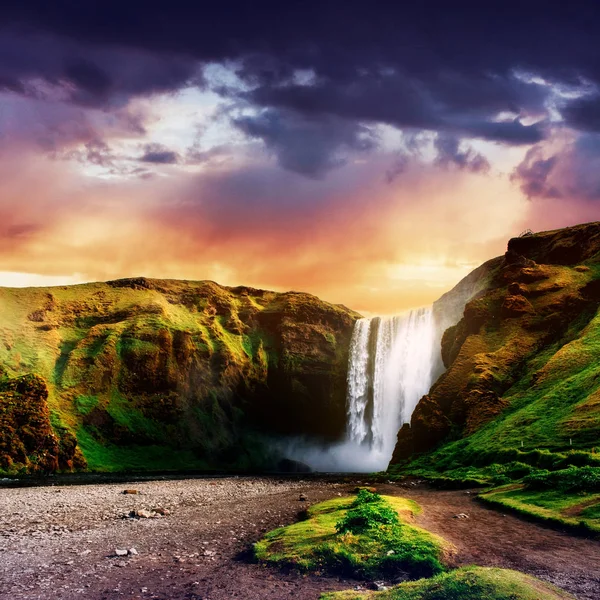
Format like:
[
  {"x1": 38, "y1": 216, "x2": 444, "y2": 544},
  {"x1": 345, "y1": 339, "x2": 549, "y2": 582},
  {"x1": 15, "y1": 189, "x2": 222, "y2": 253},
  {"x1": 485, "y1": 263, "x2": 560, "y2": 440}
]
[
  {"x1": 345, "y1": 308, "x2": 437, "y2": 466},
  {"x1": 284, "y1": 306, "x2": 439, "y2": 472}
]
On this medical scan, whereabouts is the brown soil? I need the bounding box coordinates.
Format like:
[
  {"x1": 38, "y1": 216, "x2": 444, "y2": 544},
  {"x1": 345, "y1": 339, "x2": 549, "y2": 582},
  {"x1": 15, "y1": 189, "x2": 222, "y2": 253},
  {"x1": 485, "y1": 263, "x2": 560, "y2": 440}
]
[
  {"x1": 560, "y1": 496, "x2": 600, "y2": 517},
  {"x1": 392, "y1": 482, "x2": 600, "y2": 600},
  {"x1": 0, "y1": 478, "x2": 598, "y2": 600}
]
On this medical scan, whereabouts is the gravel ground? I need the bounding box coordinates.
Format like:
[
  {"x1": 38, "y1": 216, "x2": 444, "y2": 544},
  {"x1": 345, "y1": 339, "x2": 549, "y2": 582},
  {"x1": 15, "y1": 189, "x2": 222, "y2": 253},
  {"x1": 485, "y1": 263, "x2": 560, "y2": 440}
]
[
  {"x1": 0, "y1": 477, "x2": 356, "y2": 600},
  {"x1": 0, "y1": 477, "x2": 599, "y2": 600}
]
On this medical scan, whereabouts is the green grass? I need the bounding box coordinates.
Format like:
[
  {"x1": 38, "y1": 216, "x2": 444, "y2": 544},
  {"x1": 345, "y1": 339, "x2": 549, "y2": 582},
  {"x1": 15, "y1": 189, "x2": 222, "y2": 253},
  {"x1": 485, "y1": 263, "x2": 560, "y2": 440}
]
[
  {"x1": 524, "y1": 465, "x2": 600, "y2": 492},
  {"x1": 320, "y1": 566, "x2": 575, "y2": 599},
  {"x1": 105, "y1": 390, "x2": 165, "y2": 443},
  {"x1": 254, "y1": 492, "x2": 452, "y2": 579},
  {"x1": 75, "y1": 426, "x2": 210, "y2": 472},
  {"x1": 392, "y1": 449, "x2": 600, "y2": 489},
  {"x1": 477, "y1": 486, "x2": 600, "y2": 535},
  {"x1": 74, "y1": 394, "x2": 99, "y2": 416},
  {"x1": 392, "y1": 255, "x2": 600, "y2": 487}
]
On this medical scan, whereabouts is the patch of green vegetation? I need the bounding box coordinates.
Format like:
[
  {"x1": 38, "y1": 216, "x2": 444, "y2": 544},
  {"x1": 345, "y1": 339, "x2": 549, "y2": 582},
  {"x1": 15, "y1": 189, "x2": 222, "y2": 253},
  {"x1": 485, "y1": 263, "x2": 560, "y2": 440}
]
[
  {"x1": 75, "y1": 426, "x2": 209, "y2": 472},
  {"x1": 478, "y1": 486, "x2": 600, "y2": 535},
  {"x1": 336, "y1": 490, "x2": 401, "y2": 533},
  {"x1": 320, "y1": 566, "x2": 575, "y2": 600},
  {"x1": 74, "y1": 394, "x2": 99, "y2": 416},
  {"x1": 0, "y1": 278, "x2": 358, "y2": 474},
  {"x1": 393, "y1": 449, "x2": 600, "y2": 489},
  {"x1": 524, "y1": 465, "x2": 600, "y2": 492},
  {"x1": 106, "y1": 391, "x2": 164, "y2": 443},
  {"x1": 254, "y1": 492, "x2": 451, "y2": 580},
  {"x1": 53, "y1": 339, "x2": 78, "y2": 387}
]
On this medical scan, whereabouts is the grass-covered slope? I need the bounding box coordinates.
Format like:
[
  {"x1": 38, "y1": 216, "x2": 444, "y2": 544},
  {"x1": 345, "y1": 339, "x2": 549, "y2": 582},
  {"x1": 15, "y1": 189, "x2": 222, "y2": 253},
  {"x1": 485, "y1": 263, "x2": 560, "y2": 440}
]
[
  {"x1": 388, "y1": 222, "x2": 600, "y2": 534},
  {"x1": 391, "y1": 222, "x2": 600, "y2": 475},
  {"x1": 0, "y1": 277, "x2": 359, "y2": 474},
  {"x1": 321, "y1": 567, "x2": 575, "y2": 600},
  {"x1": 478, "y1": 480, "x2": 600, "y2": 535},
  {"x1": 254, "y1": 489, "x2": 453, "y2": 579}
]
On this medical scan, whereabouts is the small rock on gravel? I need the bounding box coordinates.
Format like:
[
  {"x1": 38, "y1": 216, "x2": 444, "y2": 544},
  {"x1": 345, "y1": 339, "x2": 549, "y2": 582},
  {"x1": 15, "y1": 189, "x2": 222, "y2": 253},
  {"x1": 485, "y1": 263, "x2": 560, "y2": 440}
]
[{"x1": 152, "y1": 507, "x2": 170, "y2": 516}]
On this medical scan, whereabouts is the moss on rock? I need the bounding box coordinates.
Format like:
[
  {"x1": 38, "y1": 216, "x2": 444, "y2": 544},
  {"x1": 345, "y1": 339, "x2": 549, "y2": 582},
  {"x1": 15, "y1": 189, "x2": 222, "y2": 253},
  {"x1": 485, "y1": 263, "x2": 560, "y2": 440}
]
[{"x1": 0, "y1": 279, "x2": 360, "y2": 473}]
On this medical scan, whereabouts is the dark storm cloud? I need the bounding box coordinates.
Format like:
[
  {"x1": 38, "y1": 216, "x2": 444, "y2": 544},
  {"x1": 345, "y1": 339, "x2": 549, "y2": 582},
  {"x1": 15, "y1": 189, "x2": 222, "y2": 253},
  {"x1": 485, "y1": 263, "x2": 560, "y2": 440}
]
[
  {"x1": 512, "y1": 133, "x2": 600, "y2": 201},
  {"x1": 1, "y1": 1, "x2": 600, "y2": 175},
  {"x1": 561, "y1": 94, "x2": 600, "y2": 132},
  {"x1": 511, "y1": 148, "x2": 561, "y2": 199},
  {"x1": 243, "y1": 70, "x2": 548, "y2": 145},
  {"x1": 0, "y1": 30, "x2": 199, "y2": 108},
  {"x1": 233, "y1": 109, "x2": 377, "y2": 177},
  {"x1": 139, "y1": 144, "x2": 180, "y2": 164},
  {"x1": 434, "y1": 135, "x2": 490, "y2": 173}
]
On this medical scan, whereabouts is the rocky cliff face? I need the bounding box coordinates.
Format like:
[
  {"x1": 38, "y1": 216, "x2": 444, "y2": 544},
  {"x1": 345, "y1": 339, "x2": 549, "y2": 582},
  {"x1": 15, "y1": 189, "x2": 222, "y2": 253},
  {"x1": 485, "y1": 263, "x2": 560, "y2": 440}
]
[
  {"x1": 392, "y1": 221, "x2": 600, "y2": 463},
  {"x1": 0, "y1": 370, "x2": 85, "y2": 473},
  {"x1": 0, "y1": 278, "x2": 359, "y2": 473}
]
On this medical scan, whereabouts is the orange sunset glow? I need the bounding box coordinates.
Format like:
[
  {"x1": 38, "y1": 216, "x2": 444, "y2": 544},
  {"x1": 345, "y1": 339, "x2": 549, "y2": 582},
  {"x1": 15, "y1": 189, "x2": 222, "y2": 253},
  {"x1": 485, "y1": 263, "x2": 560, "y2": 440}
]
[{"x1": 1, "y1": 4, "x2": 600, "y2": 315}]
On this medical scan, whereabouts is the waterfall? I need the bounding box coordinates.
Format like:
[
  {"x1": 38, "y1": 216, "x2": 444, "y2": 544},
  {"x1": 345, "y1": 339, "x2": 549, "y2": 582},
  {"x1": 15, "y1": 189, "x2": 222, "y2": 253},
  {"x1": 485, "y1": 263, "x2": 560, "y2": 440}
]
[
  {"x1": 283, "y1": 306, "x2": 439, "y2": 472},
  {"x1": 346, "y1": 308, "x2": 437, "y2": 465}
]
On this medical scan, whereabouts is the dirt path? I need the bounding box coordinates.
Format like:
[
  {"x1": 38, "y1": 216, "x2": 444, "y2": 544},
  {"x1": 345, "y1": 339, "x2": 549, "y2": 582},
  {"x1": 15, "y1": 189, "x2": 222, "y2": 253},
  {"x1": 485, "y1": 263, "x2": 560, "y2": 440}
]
[
  {"x1": 0, "y1": 478, "x2": 598, "y2": 600},
  {"x1": 385, "y1": 483, "x2": 600, "y2": 600}
]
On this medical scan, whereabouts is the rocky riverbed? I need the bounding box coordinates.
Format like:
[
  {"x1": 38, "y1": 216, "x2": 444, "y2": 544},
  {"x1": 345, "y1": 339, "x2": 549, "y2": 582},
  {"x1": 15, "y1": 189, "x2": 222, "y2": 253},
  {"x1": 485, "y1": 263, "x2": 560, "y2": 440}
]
[{"x1": 1, "y1": 477, "x2": 599, "y2": 600}]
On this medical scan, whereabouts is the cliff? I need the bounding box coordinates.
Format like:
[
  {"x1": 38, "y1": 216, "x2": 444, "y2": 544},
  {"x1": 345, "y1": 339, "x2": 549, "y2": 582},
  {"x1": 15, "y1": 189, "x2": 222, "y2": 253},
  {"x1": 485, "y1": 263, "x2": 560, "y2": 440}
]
[
  {"x1": 0, "y1": 278, "x2": 360, "y2": 474},
  {"x1": 392, "y1": 221, "x2": 600, "y2": 466}
]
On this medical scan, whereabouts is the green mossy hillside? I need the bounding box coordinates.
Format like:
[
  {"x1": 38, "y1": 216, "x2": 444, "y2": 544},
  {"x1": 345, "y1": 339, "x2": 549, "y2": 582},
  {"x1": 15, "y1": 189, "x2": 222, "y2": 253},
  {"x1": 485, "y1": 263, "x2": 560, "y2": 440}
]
[
  {"x1": 320, "y1": 567, "x2": 575, "y2": 600},
  {"x1": 391, "y1": 222, "x2": 600, "y2": 482},
  {"x1": 254, "y1": 491, "x2": 453, "y2": 580},
  {"x1": 0, "y1": 278, "x2": 359, "y2": 474}
]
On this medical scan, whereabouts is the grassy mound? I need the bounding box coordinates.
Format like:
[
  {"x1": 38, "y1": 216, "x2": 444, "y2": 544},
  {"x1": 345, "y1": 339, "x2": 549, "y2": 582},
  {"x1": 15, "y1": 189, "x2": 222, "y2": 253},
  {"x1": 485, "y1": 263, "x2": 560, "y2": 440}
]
[
  {"x1": 320, "y1": 566, "x2": 575, "y2": 599},
  {"x1": 478, "y1": 485, "x2": 600, "y2": 535},
  {"x1": 254, "y1": 490, "x2": 452, "y2": 579},
  {"x1": 392, "y1": 449, "x2": 600, "y2": 489}
]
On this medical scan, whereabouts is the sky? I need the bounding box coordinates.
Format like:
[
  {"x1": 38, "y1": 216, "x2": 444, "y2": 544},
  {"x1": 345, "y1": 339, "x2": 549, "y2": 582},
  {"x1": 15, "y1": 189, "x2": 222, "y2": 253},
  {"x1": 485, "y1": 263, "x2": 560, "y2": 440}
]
[{"x1": 1, "y1": 2, "x2": 600, "y2": 315}]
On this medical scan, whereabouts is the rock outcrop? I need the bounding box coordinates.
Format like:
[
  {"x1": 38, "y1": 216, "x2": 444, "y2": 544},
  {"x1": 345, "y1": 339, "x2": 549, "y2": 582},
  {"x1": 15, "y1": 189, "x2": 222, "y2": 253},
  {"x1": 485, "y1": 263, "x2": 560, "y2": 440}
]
[{"x1": 0, "y1": 372, "x2": 85, "y2": 473}]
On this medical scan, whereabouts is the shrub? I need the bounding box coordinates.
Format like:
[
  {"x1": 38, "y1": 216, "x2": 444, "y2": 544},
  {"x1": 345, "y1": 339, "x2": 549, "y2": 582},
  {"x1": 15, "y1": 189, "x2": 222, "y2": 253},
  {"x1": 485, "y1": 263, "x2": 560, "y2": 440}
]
[
  {"x1": 352, "y1": 488, "x2": 383, "y2": 506},
  {"x1": 336, "y1": 502, "x2": 399, "y2": 534},
  {"x1": 524, "y1": 466, "x2": 600, "y2": 492}
]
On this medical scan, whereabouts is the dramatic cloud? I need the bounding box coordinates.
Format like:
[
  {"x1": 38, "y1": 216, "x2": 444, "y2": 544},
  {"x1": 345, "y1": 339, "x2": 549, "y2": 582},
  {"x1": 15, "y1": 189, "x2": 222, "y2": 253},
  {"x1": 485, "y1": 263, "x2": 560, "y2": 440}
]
[
  {"x1": 0, "y1": 3, "x2": 595, "y2": 169},
  {"x1": 139, "y1": 143, "x2": 180, "y2": 164},
  {"x1": 233, "y1": 109, "x2": 377, "y2": 177},
  {"x1": 561, "y1": 93, "x2": 600, "y2": 132},
  {"x1": 512, "y1": 132, "x2": 600, "y2": 202},
  {"x1": 434, "y1": 134, "x2": 490, "y2": 173},
  {"x1": 1, "y1": 2, "x2": 600, "y2": 312}
]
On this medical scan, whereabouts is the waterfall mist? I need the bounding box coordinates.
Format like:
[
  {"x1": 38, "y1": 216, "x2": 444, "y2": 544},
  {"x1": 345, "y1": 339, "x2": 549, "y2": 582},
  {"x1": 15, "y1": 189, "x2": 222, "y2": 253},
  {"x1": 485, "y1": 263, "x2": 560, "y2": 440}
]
[{"x1": 284, "y1": 307, "x2": 438, "y2": 472}]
